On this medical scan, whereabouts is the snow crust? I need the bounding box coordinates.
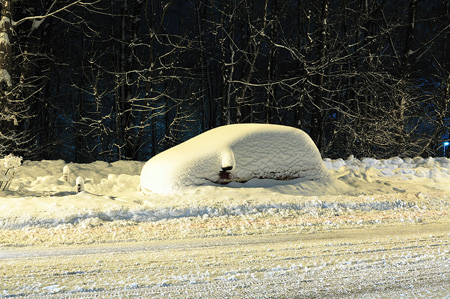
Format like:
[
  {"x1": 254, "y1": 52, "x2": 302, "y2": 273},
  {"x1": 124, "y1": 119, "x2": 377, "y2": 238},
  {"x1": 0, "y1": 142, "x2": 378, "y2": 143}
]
[{"x1": 140, "y1": 124, "x2": 328, "y2": 194}]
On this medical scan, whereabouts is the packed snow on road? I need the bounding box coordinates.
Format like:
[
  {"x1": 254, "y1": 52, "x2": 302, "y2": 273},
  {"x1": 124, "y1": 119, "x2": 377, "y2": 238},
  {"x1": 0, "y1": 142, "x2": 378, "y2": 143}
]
[{"x1": 1, "y1": 125, "x2": 450, "y2": 297}]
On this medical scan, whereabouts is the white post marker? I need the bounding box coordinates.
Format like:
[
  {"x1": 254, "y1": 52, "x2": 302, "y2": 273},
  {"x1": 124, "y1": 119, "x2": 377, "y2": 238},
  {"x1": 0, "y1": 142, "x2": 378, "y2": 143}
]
[
  {"x1": 76, "y1": 176, "x2": 85, "y2": 193},
  {"x1": 62, "y1": 165, "x2": 71, "y2": 183}
]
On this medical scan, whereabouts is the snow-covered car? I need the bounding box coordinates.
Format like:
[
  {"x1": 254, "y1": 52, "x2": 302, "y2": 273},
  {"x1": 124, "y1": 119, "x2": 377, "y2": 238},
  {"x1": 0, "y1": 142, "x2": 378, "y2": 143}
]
[{"x1": 140, "y1": 123, "x2": 327, "y2": 194}]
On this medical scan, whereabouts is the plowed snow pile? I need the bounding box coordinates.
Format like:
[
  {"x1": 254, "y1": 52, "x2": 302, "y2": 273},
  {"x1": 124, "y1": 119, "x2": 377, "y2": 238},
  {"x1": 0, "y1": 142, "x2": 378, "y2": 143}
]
[{"x1": 1, "y1": 155, "x2": 450, "y2": 229}]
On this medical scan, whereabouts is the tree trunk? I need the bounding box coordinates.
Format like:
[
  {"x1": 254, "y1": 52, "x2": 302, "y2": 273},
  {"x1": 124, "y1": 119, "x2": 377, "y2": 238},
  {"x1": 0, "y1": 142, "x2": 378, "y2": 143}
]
[
  {"x1": 266, "y1": 0, "x2": 278, "y2": 124},
  {"x1": 396, "y1": 0, "x2": 418, "y2": 154},
  {"x1": 310, "y1": 0, "x2": 328, "y2": 152},
  {"x1": 0, "y1": 0, "x2": 13, "y2": 130}
]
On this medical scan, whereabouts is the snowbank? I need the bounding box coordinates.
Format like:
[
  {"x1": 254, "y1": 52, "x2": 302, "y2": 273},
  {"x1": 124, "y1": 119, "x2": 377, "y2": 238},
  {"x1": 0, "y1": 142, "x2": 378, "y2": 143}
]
[
  {"x1": 140, "y1": 124, "x2": 328, "y2": 194},
  {"x1": 1, "y1": 155, "x2": 450, "y2": 228}
]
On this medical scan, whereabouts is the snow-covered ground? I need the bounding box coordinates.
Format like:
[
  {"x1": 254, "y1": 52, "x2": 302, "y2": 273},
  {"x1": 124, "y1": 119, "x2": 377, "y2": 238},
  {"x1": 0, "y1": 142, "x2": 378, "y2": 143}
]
[
  {"x1": 2, "y1": 156, "x2": 450, "y2": 229},
  {"x1": 1, "y1": 156, "x2": 450, "y2": 297}
]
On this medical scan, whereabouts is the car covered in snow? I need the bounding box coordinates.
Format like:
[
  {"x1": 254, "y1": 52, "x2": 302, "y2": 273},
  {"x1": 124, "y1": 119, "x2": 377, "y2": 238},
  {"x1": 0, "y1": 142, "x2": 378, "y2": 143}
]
[{"x1": 140, "y1": 123, "x2": 327, "y2": 194}]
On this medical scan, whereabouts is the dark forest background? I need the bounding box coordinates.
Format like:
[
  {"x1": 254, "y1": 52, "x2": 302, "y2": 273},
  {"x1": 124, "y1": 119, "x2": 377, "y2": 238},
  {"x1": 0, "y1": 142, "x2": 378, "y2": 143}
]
[{"x1": 1, "y1": 0, "x2": 449, "y2": 162}]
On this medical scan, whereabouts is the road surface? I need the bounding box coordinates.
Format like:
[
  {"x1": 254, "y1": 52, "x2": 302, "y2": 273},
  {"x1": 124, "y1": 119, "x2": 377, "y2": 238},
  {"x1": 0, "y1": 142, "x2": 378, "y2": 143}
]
[{"x1": 1, "y1": 219, "x2": 450, "y2": 298}]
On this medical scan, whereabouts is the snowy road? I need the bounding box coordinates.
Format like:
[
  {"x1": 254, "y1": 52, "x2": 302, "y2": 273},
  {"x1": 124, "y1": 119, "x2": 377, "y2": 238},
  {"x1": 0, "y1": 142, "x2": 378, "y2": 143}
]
[{"x1": 2, "y1": 220, "x2": 450, "y2": 298}]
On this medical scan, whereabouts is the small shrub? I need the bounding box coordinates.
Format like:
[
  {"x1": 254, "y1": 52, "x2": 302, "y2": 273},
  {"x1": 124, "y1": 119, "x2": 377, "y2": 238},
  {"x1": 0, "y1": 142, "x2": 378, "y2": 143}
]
[{"x1": 0, "y1": 154, "x2": 22, "y2": 191}]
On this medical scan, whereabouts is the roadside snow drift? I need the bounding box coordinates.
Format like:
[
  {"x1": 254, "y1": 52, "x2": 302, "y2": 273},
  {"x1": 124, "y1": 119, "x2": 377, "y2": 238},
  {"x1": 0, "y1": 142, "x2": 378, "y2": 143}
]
[
  {"x1": 2, "y1": 155, "x2": 450, "y2": 229},
  {"x1": 140, "y1": 124, "x2": 328, "y2": 194}
]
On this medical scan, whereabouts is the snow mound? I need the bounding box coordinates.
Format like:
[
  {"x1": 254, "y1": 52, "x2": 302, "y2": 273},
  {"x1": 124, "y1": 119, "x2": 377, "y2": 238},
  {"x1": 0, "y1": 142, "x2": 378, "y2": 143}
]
[
  {"x1": 3, "y1": 156, "x2": 450, "y2": 228},
  {"x1": 140, "y1": 124, "x2": 328, "y2": 194}
]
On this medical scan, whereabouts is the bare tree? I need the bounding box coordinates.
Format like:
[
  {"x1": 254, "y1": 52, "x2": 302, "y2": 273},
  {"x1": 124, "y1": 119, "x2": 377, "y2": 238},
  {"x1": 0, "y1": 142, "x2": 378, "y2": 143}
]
[{"x1": 2, "y1": 0, "x2": 450, "y2": 161}]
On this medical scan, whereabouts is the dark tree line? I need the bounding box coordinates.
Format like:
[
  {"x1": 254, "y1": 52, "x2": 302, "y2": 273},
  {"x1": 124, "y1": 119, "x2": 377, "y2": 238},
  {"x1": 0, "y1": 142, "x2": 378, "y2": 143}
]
[{"x1": 1, "y1": 0, "x2": 449, "y2": 162}]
